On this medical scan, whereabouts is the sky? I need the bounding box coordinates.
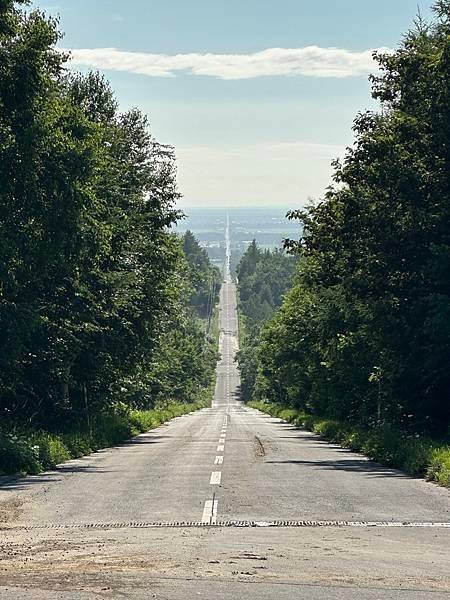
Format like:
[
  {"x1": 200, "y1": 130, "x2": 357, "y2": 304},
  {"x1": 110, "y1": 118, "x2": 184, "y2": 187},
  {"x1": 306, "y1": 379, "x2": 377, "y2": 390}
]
[{"x1": 36, "y1": 0, "x2": 434, "y2": 209}]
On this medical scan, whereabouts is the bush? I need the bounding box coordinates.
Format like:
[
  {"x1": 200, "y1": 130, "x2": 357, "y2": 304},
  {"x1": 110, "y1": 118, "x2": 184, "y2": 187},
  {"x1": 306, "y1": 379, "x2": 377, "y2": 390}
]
[
  {"x1": 31, "y1": 432, "x2": 71, "y2": 469},
  {"x1": 0, "y1": 432, "x2": 42, "y2": 475},
  {"x1": 277, "y1": 408, "x2": 298, "y2": 422},
  {"x1": 427, "y1": 448, "x2": 450, "y2": 487},
  {"x1": 93, "y1": 412, "x2": 134, "y2": 448},
  {"x1": 312, "y1": 419, "x2": 345, "y2": 442},
  {"x1": 129, "y1": 410, "x2": 158, "y2": 433},
  {"x1": 62, "y1": 433, "x2": 92, "y2": 458}
]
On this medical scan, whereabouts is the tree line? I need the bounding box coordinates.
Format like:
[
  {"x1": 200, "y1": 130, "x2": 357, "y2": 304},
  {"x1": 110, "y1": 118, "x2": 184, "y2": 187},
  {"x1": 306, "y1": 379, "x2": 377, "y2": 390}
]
[
  {"x1": 236, "y1": 242, "x2": 297, "y2": 402},
  {"x1": 240, "y1": 1, "x2": 450, "y2": 437},
  {"x1": 0, "y1": 1, "x2": 219, "y2": 433}
]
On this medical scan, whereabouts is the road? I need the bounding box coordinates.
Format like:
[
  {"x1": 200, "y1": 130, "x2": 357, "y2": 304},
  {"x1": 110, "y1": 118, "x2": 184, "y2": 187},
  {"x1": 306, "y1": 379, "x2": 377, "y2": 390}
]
[{"x1": 0, "y1": 222, "x2": 449, "y2": 599}]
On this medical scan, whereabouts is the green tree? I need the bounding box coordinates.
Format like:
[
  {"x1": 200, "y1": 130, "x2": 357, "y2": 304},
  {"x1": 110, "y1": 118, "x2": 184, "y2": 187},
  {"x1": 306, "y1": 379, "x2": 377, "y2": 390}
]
[
  {"x1": 0, "y1": 2, "x2": 216, "y2": 432},
  {"x1": 257, "y1": 1, "x2": 450, "y2": 435},
  {"x1": 182, "y1": 230, "x2": 221, "y2": 319},
  {"x1": 236, "y1": 242, "x2": 296, "y2": 401}
]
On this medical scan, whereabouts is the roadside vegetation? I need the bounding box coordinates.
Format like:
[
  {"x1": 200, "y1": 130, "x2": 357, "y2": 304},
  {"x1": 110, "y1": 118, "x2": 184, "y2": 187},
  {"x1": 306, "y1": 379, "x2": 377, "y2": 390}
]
[
  {"x1": 236, "y1": 242, "x2": 297, "y2": 402},
  {"x1": 0, "y1": 2, "x2": 219, "y2": 475},
  {"x1": 238, "y1": 2, "x2": 450, "y2": 488}
]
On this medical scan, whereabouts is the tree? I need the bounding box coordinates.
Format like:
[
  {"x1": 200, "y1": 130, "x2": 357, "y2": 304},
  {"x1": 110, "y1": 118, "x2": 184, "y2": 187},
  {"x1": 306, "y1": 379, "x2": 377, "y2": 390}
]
[
  {"x1": 182, "y1": 230, "x2": 221, "y2": 318},
  {"x1": 256, "y1": 1, "x2": 450, "y2": 435},
  {"x1": 0, "y1": 2, "x2": 216, "y2": 431},
  {"x1": 236, "y1": 243, "x2": 296, "y2": 401}
]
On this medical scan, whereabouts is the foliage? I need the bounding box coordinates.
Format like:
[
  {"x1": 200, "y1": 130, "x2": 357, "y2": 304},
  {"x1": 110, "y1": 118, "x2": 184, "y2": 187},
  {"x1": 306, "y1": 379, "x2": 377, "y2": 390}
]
[
  {"x1": 235, "y1": 242, "x2": 296, "y2": 401},
  {"x1": 256, "y1": 2, "x2": 450, "y2": 437},
  {"x1": 182, "y1": 230, "x2": 221, "y2": 319},
  {"x1": 237, "y1": 241, "x2": 297, "y2": 334},
  {"x1": 0, "y1": 2, "x2": 218, "y2": 436},
  {"x1": 0, "y1": 431, "x2": 41, "y2": 475}
]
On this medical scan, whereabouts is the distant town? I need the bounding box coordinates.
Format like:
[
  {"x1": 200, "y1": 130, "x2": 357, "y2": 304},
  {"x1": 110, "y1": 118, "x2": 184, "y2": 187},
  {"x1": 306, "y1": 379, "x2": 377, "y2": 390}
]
[{"x1": 176, "y1": 207, "x2": 300, "y2": 270}]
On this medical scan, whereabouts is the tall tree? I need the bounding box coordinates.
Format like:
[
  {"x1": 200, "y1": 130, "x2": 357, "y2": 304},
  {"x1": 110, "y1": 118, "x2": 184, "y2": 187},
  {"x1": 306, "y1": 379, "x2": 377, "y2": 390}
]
[
  {"x1": 257, "y1": 1, "x2": 450, "y2": 435},
  {"x1": 0, "y1": 2, "x2": 212, "y2": 429},
  {"x1": 236, "y1": 243, "x2": 296, "y2": 401},
  {"x1": 182, "y1": 230, "x2": 221, "y2": 318}
]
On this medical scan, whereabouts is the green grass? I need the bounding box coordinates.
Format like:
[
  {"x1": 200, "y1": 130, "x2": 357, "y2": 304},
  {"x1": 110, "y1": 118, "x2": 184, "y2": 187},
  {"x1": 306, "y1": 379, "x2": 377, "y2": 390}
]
[
  {"x1": 249, "y1": 400, "x2": 450, "y2": 489},
  {"x1": 0, "y1": 399, "x2": 208, "y2": 477}
]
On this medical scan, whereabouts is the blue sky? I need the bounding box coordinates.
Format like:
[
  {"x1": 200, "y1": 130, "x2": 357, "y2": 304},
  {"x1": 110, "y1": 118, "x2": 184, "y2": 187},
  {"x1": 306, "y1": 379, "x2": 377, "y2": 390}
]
[{"x1": 38, "y1": 1, "x2": 434, "y2": 208}]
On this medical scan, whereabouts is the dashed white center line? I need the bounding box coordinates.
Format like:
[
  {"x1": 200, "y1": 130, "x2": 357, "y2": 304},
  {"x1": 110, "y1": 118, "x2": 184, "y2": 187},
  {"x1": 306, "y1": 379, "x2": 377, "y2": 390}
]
[
  {"x1": 201, "y1": 499, "x2": 218, "y2": 524},
  {"x1": 210, "y1": 471, "x2": 222, "y2": 485},
  {"x1": 214, "y1": 455, "x2": 224, "y2": 465},
  {"x1": 211, "y1": 499, "x2": 218, "y2": 523}
]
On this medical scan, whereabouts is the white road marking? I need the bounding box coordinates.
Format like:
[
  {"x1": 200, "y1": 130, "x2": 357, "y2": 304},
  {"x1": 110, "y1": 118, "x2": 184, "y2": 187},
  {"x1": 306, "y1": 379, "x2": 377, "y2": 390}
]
[
  {"x1": 211, "y1": 499, "x2": 218, "y2": 523},
  {"x1": 214, "y1": 455, "x2": 224, "y2": 465},
  {"x1": 217, "y1": 444, "x2": 225, "y2": 452},
  {"x1": 201, "y1": 499, "x2": 219, "y2": 524},
  {"x1": 202, "y1": 500, "x2": 213, "y2": 523},
  {"x1": 210, "y1": 471, "x2": 222, "y2": 485}
]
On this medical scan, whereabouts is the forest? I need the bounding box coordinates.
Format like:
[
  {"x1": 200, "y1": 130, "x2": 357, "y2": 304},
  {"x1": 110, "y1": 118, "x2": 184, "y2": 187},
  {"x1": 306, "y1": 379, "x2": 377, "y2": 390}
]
[
  {"x1": 0, "y1": 2, "x2": 220, "y2": 474},
  {"x1": 238, "y1": 1, "x2": 450, "y2": 485},
  {"x1": 236, "y1": 243, "x2": 296, "y2": 402}
]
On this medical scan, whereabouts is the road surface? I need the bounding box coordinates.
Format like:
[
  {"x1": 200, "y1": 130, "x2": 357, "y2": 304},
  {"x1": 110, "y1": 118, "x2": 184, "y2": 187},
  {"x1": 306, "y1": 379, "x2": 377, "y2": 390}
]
[{"x1": 0, "y1": 222, "x2": 449, "y2": 599}]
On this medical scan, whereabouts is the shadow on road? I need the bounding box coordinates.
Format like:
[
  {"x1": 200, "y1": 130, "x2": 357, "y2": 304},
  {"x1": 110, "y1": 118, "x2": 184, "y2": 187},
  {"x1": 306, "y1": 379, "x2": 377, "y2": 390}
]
[{"x1": 265, "y1": 458, "x2": 413, "y2": 479}]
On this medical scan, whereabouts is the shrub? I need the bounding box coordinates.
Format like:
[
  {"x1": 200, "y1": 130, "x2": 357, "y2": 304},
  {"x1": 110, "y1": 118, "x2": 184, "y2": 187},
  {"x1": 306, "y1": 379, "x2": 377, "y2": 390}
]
[
  {"x1": 312, "y1": 419, "x2": 344, "y2": 442},
  {"x1": 427, "y1": 448, "x2": 450, "y2": 487},
  {"x1": 278, "y1": 408, "x2": 298, "y2": 422},
  {"x1": 0, "y1": 431, "x2": 42, "y2": 475},
  {"x1": 129, "y1": 411, "x2": 157, "y2": 433},
  {"x1": 93, "y1": 412, "x2": 134, "y2": 448},
  {"x1": 62, "y1": 433, "x2": 92, "y2": 458},
  {"x1": 32, "y1": 432, "x2": 71, "y2": 469}
]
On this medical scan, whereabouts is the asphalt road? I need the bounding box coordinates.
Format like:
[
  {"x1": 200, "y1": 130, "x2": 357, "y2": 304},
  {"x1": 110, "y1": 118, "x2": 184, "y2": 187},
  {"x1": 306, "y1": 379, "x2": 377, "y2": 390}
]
[{"x1": 1, "y1": 240, "x2": 449, "y2": 598}]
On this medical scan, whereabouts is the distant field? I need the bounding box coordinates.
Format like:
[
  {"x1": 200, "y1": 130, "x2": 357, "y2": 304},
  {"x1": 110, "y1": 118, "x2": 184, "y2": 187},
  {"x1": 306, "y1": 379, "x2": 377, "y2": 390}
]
[
  {"x1": 176, "y1": 207, "x2": 299, "y2": 241},
  {"x1": 174, "y1": 207, "x2": 300, "y2": 270}
]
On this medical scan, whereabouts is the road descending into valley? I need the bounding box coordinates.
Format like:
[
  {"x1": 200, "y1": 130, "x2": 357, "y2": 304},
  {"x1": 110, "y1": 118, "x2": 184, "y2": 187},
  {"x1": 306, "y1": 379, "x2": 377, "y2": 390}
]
[{"x1": 1, "y1": 221, "x2": 449, "y2": 599}]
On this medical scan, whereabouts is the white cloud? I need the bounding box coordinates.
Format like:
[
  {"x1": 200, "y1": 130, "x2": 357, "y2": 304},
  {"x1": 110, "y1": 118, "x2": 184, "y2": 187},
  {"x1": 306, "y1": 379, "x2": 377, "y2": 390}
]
[
  {"x1": 64, "y1": 46, "x2": 390, "y2": 80},
  {"x1": 175, "y1": 142, "x2": 346, "y2": 208}
]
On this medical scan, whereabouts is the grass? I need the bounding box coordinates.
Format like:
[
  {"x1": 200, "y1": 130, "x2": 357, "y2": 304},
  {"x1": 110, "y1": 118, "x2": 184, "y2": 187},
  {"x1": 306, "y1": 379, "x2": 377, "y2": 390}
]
[
  {"x1": 249, "y1": 400, "x2": 450, "y2": 489},
  {"x1": 0, "y1": 399, "x2": 208, "y2": 477}
]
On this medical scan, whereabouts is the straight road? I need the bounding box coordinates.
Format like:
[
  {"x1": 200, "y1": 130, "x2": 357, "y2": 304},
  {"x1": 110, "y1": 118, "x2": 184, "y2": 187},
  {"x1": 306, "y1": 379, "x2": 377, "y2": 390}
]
[{"x1": 0, "y1": 218, "x2": 449, "y2": 598}]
